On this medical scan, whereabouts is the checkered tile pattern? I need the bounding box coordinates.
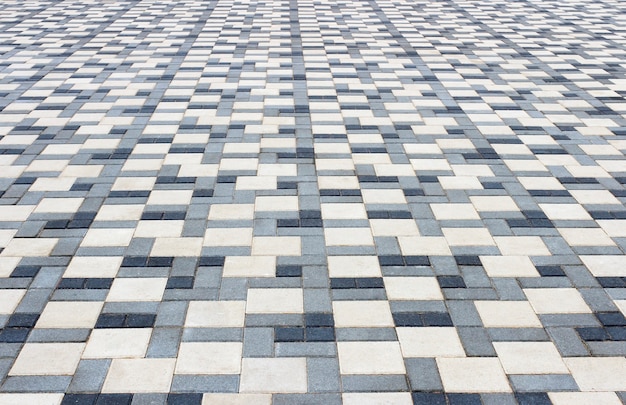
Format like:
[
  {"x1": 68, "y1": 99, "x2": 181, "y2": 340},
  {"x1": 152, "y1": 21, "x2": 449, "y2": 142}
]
[{"x1": 0, "y1": 0, "x2": 626, "y2": 403}]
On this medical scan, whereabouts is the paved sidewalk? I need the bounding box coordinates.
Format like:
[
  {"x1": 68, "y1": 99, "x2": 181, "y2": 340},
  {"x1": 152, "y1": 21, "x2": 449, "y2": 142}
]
[{"x1": 0, "y1": 0, "x2": 625, "y2": 403}]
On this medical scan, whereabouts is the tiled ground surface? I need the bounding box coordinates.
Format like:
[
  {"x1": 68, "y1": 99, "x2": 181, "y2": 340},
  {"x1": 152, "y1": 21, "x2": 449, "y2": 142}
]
[{"x1": 0, "y1": 0, "x2": 625, "y2": 403}]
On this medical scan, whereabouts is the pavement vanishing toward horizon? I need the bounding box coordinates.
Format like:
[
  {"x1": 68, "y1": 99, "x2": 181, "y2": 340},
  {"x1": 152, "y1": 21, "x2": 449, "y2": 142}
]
[{"x1": 0, "y1": 0, "x2": 626, "y2": 404}]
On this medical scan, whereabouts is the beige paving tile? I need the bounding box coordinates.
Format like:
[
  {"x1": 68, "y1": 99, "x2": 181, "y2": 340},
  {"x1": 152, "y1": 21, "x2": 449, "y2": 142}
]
[
  {"x1": 321, "y1": 203, "x2": 367, "y2": 219},
  {"x1": 255, "y1": 196, "x2": 299, "y2": 211},
  {"x1": 443, "y1": 228, "x2": 495, "y2": 246},
  {"x1": 9, "y1": 343, "x2": 84, "y2": 375},
  {"x1": 64, "y1": 256, "x2": 121, "y2": 278},
  {"x1": 0, "y1": 257, "x2": 20, "y2": 278},
  {"x1": 324, "y1": 228, "x2": 374, "y2": 246},
  {"x1": 597, "y1": 220, "x2": 626, "y2": 237},
  {"x1": 0, "y1": 289, "x2": 26, "y2": 314},
  {"x1": 327, "y1": 255, "x2": 381, "y2": 277},
  {"x1": 559, "y1": 228, "x2": 615, "y2": 246},
  {"x1": 208, "y1": 204, "x2": 255, "y2": 220},
  {"x1": 548, "y1": 392, "x2": 622, "y2": 405},
  {"x1": 437, "y1": 357, "x2": 511, "y2": 393},
  {"x1": 539, "y1": 203, "x2": 593, "y2": 220},
  {"x1": 246, "y1": 288, "x2": 303, "y2": 314},
  {"x1": 83, "y1": 328, "x2": 152, "y2": 358},
  {"x1": 176, "y1": 342, "x2": 242, "y2": 374},
  {"x1": 494, "y1": 236, "x2": 550, "y2": 256},
  {"x1": 203, "y1": 228, "x2": 253, "y2": 247},
  {"x1": 94, "y1": 204, "x2": 143, "y2": 221},
  {"x1": 580, "y1": 255, "x2": 626, "y2": 277},
  {"x1": 570, "y1": 189, "x2": 621, "y2": 205},
  {"x1": 481, "y1": 256, "x2": 540, "y2": 277},
  {"x1": 470, "y1": 196, "x2": 520, "y2": 211},
  {"x1": 361, "y1": 189, "x2": 407, "y2": 204},
  {"x1": 34, "y1": 197, "x2": 83, "y2": 213},
  {"x1": 475, "y1": 301, "x2": 542, "y2": 328},
  {"x1": 102, "y1": 358, "x2": 175, "y2": 393},
  {"x1": 0, "y1": 394, "x2": 64, "y2": 405},
  {"x1": 524, "y1": 288, "x2": 591, "y2": 314},
  {"x1": 0, "y1": 205, "x2": 35, "y2": 222},
  {"x1": 223, "y1": 256, "x2": 276, "y2": 277},
  {"x1": 81, "y1": 229, "x2": 134, "y2": 247},
  {"x1": 150, "y1": 237, "x2": 203, "y2": 256},
  {"x1": 369, "y1": 219, "x2": 420, "y2": 236},
  {"x1": 235, "y1": 176, "x2": 277, "y2": 190},
  {"x1": 397, "y1": 327, "x2": 466, "y2": 357},
  {"x1": 185, "y1": 301, "x2": 246, "y2": 328},
  {"x1": 384, "y1": 277, "x2": 443, "y2": 300},
  {"x1": 337, "y1": 341, "x2": 406, "y2": 374},
  {"x1": 332, "y1": 301, "x2": 394, "y2": 327},
  {"x1": 439, "y1": 176, "x2": 483, "y2": 190},
  {"x1": 251, "y1": 236, "x2": 301, "y2": 256},
  {"x1": 106, "y1": 278, "x2": 167, "y2": 302},
  {"x1": 35, "y1": 301, "x2": 103, "y2": 329},
  {"x1": 201, "y1": 394, "x2": 272, "y2": 405},
  {"x1": 494, "y1": 342, "x2": 568, "y2": 374},
  {"x1": 146, "y1": 190, "x2": 193, "y2": 205},
  {"x1": 565, "y1": 357, "x2": 626, "y2": 391},
  {"x1": 318, "y1": 176, "x2": 359, "y2": 189},
  {"x1": 398, "y1": 236, "x2": 452, "y2": 256},
  {"x1": 1, "y1": 238, "x2": 58, "y2": 257},
  {"x1": 239, "y1": 358, "x2": 307, "y2": 393}
]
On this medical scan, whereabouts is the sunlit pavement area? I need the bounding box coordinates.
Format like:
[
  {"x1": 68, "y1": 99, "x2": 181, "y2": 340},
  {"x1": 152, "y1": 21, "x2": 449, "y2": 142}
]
[{"x1": 0, "y1": 0, "x2": 626, "y2": 403}]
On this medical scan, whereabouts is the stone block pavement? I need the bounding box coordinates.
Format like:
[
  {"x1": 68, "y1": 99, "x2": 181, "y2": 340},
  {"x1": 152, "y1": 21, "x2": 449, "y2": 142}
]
[{"x1": 0, "y1": 0, "x2": 625, "y2": 403}]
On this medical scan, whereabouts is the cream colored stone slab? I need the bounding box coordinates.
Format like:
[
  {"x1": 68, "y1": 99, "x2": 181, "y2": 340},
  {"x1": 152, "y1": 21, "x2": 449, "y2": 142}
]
[
  {"x1": 251, "y1": 236, "x2": 301, "y2": 256},
  {"x1": 0, "y1": 289, "x2": 25, "y2": 314},
  {"x1": 239, "y1": 358, "x2": 307, "y2": 393},
  {"x1": 185, "y1": 301, "x2": 246, "y2": 328},
  {"x1": 324, "y1": 228, "x2": 374, "y2": 246},
  {"x1": 332, "y1": 301, "x2": 394, "y2": 327},
  {"x1": 481, "y1": 256, "x2": 540, "y2": 277},
  {"x1": 398, "y1": 236, "x2": 452, "y2": 256},
  {"x1": 150, "y1": 237, "x2": 203, "y2": 257},
  {"x1": 201, "y1": 394, "x2": 272, "y2": 405},
  {"x1": 361, "y1": 189, "x2": 407, "y2": 204},
  {"x1": 384, "y1": 277, "x2": 443, "y2": 300},
  {"x1": 134, "y1": 220, "x2": 184, "y2": 238},
  {"x1": 318, "y1": 176, "x2": 359, "y2": 189},
  {"x1": 81, "y1": 229, "x2": 134, "y2": 247},
  {"x1": 495, "y1": 236, "x2": 550, "y2": 256},
  {"x1": 102, "y1": 358, "x2": 175, "y2": 393},
  {"x1": 0, "y1": 257, "x2": 20, "y2": 277},
  {"x1": 559, "y1": 228, "x2": 615, "y2": 246},
  {"x1": 342, "y1": 393, "x2": 413, "y2": 405},
  {"x1": 94, "y1": 205, "x2": 143, "y2": 221},
  {"x1": 616, "y1": 300, "x2": 626, "y2": 317},
  {"x1": 443, "y1": 228, "x2": 495, "y2": 246},
  {"x1": 9, "y1": 343, "x2": 84, "y2": 375},
  {"x1": 111, "y1": 177, "x2": 156, "y2": 191},
  {"x1": 83, "y1": 328, "x2": 151, "y2": 359},
  {"x1": 475, "y1": 301, "x2": 542, "y2": 328},
  {"x1": 337, "y1": 341, "x2": 406, "y2": 374},
  {"x1": 518, "y1": 176, "x2": 565, "y2": 190},
  {"x1": 494, "y1": 342, "x2": 568, "y2": 374},
  {"x1": 470, "y1": 196, "x2": 520, "y2": 211},
  {"x1": 29, "y1": 177, "x2": 75, "y2": 192},
  {"x1": 34, "y1": 197, "x2": 83, "y2": 213},
  {"x1": 223, "y1": 256, "x2": 276, "y2": 277},
  {"x1": 524, "y1": 288, "x2": 591, "y2": 314},
  {"x1": 437, "y1": 358, "x2": 511, "y2": 393},
  {"x1": 219, "y1": 158, "x2": 259, "y2": 171},
  {"x1": 258, "y1": 163, "x2": 297, "y2": 176},
  {"x1": 570, "y1": 190, "x2": 621, "y2": 205},
  {"x1": 147, "y1": 190, "x2": 193, "y2": 205},
  {"x1": 397, "y1": 327, "x2": 466, "y2": 357},
  {"x1": 0, "y1": 394, "x2": 63, "y2": 405},
  {"x1": 580, "y1": 255, "x2": 626, "y2": 277},
  {"x1": 64, "y1": 256, "x2": 121, "y2": 278},
  {"x1": 327, "y1": 256, "x2": 381, "y2": 277},
  {"x1": 548, "y1": 392, "x2": 622, "y2": 405},
  {"x1": 315, "y1": 158, "x2": 355, "y2": 171},
  {"x1": 370, "y1": 219, "x2": 420, "y2": 237},
  {"x1": 176, "y1": 342, "x2": 242, "y2": 374},
  {"x1": 598, "y1": 220, "x2": 626, "y2": 237},
  {"x1": 1, "y1": 238, "x2": 57, "y2": 257},
  {"x1": 246, "y1": 288, "x2": 303, "y2": 314},
  {"x1": 208, "y1": 204, "x2": 255, "y2": 220},
  {"x1": 203, "y1": 228, "x2": 253, "y2": 247},
  {"x1": 235, "y1": 176, "x2": 277, "y2": 190},
  {"x1": 565, "y1": 357, "x2": 626, "y2": 391},
  {"x1": 36, "y1": 301, "x2": 103, "y2": 329},
  {"x1": 539, "y1": 203, "x2": 592, "y2": 220},
  {"x1": 321, "y1": 203, "x2": 367, "y2": 219},
  {"x1": 439, "y1": 176, "x2": 483, "y2": 190},
  {"x1": 0, "y1": 205, "x2": 35, "y2": 221},
  {"x1": 255, "y1": 196, "x2": 299, "y2": 211},
  {"x1": 106, "y1": 278, "x2": 167, "y2": 302},
  {"x1": 431, "y1": 203, "x2": 480, "y2": 220}
]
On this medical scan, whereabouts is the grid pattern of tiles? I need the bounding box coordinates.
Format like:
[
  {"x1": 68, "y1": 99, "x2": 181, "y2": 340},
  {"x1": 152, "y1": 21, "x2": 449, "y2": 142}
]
[{"x1": 0, "y1": 0, "x2": 626, "y2": 403}]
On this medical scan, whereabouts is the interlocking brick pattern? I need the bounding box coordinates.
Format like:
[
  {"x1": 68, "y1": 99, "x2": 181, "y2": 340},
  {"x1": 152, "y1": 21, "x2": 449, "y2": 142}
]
[{"x1": 0, "y1": 0, "x2": 625, "y2": 403}]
